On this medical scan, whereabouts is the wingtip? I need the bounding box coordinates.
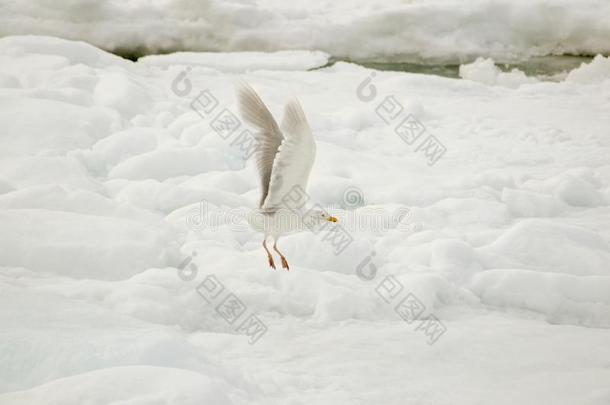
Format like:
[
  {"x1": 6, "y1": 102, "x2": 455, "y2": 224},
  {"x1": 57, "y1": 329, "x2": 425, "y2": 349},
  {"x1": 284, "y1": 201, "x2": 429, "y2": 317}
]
[
  {"x1": 282, "y1": 96, "x2": 308, "y2": 130},
  {"x1": 234, "y1": 79, "x2": 251, "y2": 97}
]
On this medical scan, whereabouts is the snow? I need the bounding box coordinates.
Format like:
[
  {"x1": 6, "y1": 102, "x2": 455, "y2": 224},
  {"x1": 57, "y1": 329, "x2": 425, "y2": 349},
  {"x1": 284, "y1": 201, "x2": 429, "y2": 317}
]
[
  {"x1": 2, "y1": 366, "x2": 236, "y2": 405},
  {"x1": 566, "y1": 55, "x2": 610, "y2": 84},
  {"x1": 139, "y1": 51, "x2": 331, "y2": 73},
  {"x1": 471, "y1": 269, "x2": 610, "y2": 327},
  {"x1": 477, "y1": 219, "x2": 610, "y2": 276},
  {"x1": 459, "y1": 57, "x2": 539, "y2": 88},
  {"x1": 2, "y1": 1, "x2": 610, "y2": 62},
  {"x1": 0, "y1": 209, "x2": 178, "y2": 279},
  {"x1": 1, "y1": 35, "x2": 610, "y2": 404}
]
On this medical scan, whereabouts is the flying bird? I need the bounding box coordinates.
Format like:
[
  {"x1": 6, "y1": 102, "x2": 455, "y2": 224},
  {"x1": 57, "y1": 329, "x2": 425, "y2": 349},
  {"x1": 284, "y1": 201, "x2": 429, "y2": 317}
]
[{"x1": 237, "y1": 83, "x2": 337, "y2": 270}]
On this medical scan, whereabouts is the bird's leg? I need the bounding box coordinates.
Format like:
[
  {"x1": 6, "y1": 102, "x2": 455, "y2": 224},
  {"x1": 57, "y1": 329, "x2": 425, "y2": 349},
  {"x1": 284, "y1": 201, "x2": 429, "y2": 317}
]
[
  {"x1": 273, "y1": 240, "x2": 289, "y2": 271},
  {"x1": 263, "y1": 238, "x2": 276, "y2": 270}
]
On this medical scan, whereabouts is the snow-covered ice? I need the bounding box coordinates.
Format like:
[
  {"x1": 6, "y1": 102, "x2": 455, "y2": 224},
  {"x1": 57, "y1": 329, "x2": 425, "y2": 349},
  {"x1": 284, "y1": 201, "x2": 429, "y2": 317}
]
[
  {"x1": 1, "y1": 35, "x2": 610, "y2": 404},
  {"x1": 2, "y1": 0, "x2": 610, "y2": 62}
]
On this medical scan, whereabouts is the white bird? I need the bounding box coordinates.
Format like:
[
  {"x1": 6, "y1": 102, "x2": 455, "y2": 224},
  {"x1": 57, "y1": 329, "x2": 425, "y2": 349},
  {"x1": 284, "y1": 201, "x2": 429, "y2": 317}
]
[{"x1": 237, "y1": 83, "x2": 337, "y2": 270}]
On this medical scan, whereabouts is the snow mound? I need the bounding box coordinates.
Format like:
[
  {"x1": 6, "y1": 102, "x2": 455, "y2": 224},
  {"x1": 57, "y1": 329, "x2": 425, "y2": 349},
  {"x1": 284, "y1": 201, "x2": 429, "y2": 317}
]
[
  {"x1": 478, "y1": 220, "x2": 610, "y2": 276},
  {"x1": 108, "y1": 145, "x2": 231, "y2": 181},
  {"x1": 566, "y1": 55, "x2": 610, "y2": 84},
  {"x1": 553, "y1": 174, "x2": 605, "y2": 207},
  {"x1": 0, "y1": 73, "x2": 19, "y2": 88},
  {"x1": 430, "y1": 239, "x2": 482, "y2": 283},
  {"x1": 0, "y1": 156, "x2": 102, "y2": 191},
  {"x1": 459, "y1": 58, "x2": 538, "y2": 88},
  {"x1": 501, "y1": 188, "x2": 565, "y2": 218},
  {"x1": 0, "y1": 184, "x2": 160, "y2": 222},
  {"x1": 83, "y1": 127, "x2": 160, "y2": 170},
  {"x1": 0, "y1": 35, "x2": 130, "y2": 69},
  {"x1": 0, "y1": 97, "x2": 118, "y2": 157},
  {"x1": 0, "y1": 209, "x2": 177, "y2": 280},
  {"x1": 0, "y1": 282, "x2": 242, "y2": 392},
  {"x1": 0, "y1": 366, "x2": 235, "y2": 405},
  {"x1": 471, "y1": 269, "x2": 610, "y2": 327},
  {"x1": 93, "y1": 71, "x2": 153, "y2": 117}
]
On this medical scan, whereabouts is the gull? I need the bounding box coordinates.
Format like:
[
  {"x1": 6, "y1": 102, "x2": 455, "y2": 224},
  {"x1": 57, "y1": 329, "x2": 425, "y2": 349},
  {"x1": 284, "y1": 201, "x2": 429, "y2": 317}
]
[{"x1": 237, "y1": 83, "x2": 337, "y2": 270}]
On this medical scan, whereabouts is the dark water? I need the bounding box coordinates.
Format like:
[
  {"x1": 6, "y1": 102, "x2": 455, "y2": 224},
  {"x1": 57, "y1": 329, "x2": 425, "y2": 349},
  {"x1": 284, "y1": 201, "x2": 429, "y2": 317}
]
[
  {"x1": 122, "y1": 46, "x2": 594, "y2": 81},
  {"x1": 326, "y1": 55, "x2": 594, "y2": 80}
]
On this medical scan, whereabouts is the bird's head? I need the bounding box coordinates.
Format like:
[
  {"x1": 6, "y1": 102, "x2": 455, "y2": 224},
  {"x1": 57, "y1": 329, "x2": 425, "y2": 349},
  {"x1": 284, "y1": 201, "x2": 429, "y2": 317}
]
[{"x1": 310, "y1": 210, "x2": 338, "y2": 223}]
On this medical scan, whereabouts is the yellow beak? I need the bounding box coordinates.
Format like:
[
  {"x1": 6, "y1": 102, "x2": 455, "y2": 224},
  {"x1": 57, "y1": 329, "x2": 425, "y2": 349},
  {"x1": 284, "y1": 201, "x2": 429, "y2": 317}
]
[{"x1": 328, "y1": 216, "x2": 338, "y2": 222}]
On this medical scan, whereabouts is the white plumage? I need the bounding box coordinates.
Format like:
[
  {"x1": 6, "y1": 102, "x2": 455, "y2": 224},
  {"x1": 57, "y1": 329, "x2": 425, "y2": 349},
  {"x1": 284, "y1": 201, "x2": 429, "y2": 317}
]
[{"x1": 237, "y1": 83, "x2": 336, "y2": 270}]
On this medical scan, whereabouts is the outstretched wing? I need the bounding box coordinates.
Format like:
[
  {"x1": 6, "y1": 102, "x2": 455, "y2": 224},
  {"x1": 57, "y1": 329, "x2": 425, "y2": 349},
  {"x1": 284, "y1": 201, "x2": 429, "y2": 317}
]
[
  {"x1": 262, "y1": 97, "x2": 316, "y2": 210},
  {"x1": 236, "y1": 82, "x2": 283, "y2": 207}
]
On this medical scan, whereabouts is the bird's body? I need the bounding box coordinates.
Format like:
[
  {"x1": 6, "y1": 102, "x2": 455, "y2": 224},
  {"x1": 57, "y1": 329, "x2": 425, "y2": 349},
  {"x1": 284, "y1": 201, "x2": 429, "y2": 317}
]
[
  {"x1": 246, "y1": 208, "x2": 303, "y2": 238},
  {"x1": 246, "y1": 208, "x2": 332, "y2": 237},
  {"x1": 237, "y1": 83, "x2": 337, "y2": 270}
]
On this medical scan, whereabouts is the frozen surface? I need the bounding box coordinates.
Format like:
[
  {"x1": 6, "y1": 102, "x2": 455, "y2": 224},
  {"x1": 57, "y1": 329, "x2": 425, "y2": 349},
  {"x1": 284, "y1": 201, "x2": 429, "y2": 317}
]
[
  {"x1": 1, "y1": 1, "x2": 610, "y2": 62},
  {"x1": 139, "y1": 51, "x2": 330, "y2": 72},
  {"x1": 1, "y1": 35, "x2": 610, "y2": 404}
]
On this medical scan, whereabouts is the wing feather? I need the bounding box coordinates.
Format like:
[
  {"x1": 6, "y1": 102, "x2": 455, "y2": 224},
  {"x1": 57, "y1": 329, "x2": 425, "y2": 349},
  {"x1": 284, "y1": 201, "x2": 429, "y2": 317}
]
[
  {"x1": 236, "y1": 83, "x2": 283, "y2": 207},
  {"x1": 262, "y1": 97, "x2": 316, "y2": 209}
]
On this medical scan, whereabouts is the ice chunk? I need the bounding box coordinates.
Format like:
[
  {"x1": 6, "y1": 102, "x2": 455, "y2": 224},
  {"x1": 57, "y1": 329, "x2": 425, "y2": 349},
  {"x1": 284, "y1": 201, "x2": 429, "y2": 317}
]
[
  {"x1": 0, "y1": 35, "x2": 131, "y2": 69},
  {"x1": 553, "y1": 175, "x2": 604, "y2": 207},
  {"x1": 0, "y1": 209, "x2": 177, "y2": 280},
  {"x1": 478, "y1": 219, "x2": 610, "y2": 276},
  {"x1": 0, "y1": 97, "x2": 118, "y2": 157},
  {"x1": 459, "y1": 58, "x2": 538, "y2": 88},
  {"x1": 0, "y1": 366, "x2": 235, "y2": 405},
  {"x1": 501, "y1": 188, "x2": 565, "y2": 217},
  {"x1": 471, "y1": 269, "x2": 610, "y2": 327},
  {"x1": 566, "y1": 55, "x2": 610, "y2": 84}
]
